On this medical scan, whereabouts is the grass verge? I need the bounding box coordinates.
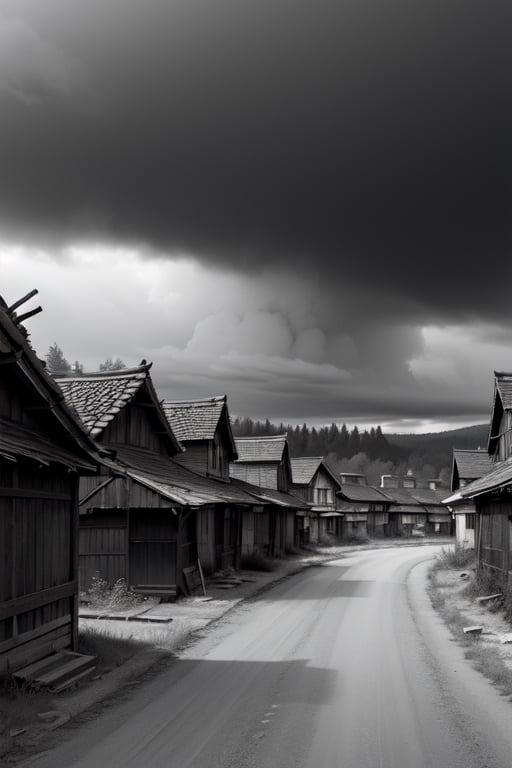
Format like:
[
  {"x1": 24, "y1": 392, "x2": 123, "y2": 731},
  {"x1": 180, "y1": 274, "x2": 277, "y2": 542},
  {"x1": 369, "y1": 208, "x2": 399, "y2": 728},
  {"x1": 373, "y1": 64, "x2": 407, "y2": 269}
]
[{"x1": 429, "y1": 561, "x2": 512, "y2": 699}]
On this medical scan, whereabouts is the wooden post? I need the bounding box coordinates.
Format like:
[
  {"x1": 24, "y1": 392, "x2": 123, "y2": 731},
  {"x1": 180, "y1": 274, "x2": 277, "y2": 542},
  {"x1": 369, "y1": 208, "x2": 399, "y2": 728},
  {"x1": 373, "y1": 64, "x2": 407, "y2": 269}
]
[
  {"x1": 70, "y1": 474, "x2": 79, "y2": 652},
  {"x1": 125, "y1": 476, "x2": 131, "y2": 587}
]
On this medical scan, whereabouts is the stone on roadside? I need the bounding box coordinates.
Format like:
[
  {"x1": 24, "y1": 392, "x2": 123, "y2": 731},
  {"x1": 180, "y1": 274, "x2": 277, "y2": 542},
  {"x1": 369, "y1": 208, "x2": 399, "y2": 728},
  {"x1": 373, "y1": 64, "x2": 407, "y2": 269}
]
[{"x1": 463, "y1": 625, "x2": 483, "y2": 634}]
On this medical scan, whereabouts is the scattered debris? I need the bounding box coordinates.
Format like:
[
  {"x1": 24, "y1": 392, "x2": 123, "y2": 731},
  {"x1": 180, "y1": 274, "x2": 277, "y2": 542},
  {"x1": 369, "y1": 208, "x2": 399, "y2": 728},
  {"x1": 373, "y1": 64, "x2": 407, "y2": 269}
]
[
  {"x1": 9, "y1": 729, "x2": 26, "y2": 738},
  {"x1": 476, "y1": 593, "x2": 503, "y2": 604},
  {"x1": 459, "y1": 572, "x2": 470, "y2": 579},
  {"x1": 501, "y1": 634, "x2": 512, "y2": 644},
  {"x1": 463, "y1": 625, "x2": 483, "y2": 635}
]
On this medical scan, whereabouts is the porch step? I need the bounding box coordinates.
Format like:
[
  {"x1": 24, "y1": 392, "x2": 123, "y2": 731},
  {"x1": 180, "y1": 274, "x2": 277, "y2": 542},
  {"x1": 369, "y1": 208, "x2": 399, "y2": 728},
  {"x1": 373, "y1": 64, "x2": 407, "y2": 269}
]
[{"x1": 14, "y1": 651, "x2": 97, "y2": 692}]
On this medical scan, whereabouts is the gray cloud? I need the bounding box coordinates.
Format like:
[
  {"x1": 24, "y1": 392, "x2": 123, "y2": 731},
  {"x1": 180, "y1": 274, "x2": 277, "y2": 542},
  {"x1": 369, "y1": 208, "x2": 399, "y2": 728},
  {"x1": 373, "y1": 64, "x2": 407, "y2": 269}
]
[{"x1": 0, "y1": 0, "x2": 510, "y2": 324}]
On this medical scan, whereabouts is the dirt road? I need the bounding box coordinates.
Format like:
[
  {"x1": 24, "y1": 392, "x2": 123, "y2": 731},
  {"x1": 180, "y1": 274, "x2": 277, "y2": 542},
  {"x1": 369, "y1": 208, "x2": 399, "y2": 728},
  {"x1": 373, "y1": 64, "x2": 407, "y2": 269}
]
[{"x1": 26, "y1": 547, "x2": 512, "y2": 767}]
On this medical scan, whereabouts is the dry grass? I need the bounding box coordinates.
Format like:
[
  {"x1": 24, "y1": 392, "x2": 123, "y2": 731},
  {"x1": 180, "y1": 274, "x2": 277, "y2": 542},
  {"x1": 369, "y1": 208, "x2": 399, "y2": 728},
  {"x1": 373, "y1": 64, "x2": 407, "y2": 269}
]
[
  {"x1": 435, "y1": 544, "x2": 476, "y2": 570},
  {"x1": 79, "y1": 626, "x2": 149, "y2": 673},
  {"x1": 429, "y1": 565, "x2": 512, "y2": 699},
  {"x1": 0, "y1": 675, "x2": 54, "y2": 759}
]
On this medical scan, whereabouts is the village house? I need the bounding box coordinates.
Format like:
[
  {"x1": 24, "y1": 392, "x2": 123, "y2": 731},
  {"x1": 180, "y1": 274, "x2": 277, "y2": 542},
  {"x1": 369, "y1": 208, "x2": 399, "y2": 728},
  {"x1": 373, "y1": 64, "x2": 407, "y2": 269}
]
[
  {"x1": 290, "y1": 457, "x2": 341, "y2": 543},
  {"x1": 338, "y1": 473, "x2": 392, "y2": 538},
  {"x1": 56, "y1": 365, "x2": 254, "y2": 596},
  {"x1": 229, "y1": 435, "x2": 307, "y2": 556},
  {"x1": 445, "y1": 372, "x2": 512, "y2": 582},
  {"x1": 0, "y1": 294, "x2": 100, "y2": 674},
  {"x1": 162, "y1": 396, "x2": 257, "y2": 573},
  {"x1": 380, "y1": 472, "x2": 451, "y2": 536},
  {"x1": 447, "y1": 449, "x2": 492, "y2": 548}
]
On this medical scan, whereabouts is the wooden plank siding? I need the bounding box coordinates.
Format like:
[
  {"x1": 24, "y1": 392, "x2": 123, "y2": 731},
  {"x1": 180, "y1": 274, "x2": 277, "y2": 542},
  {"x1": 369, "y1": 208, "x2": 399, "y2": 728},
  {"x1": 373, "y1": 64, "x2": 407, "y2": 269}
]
[
  {"x1": 0, "y1": 461, "x2": 78, "y2": 671},
  {"x1": 477, "y1": 500, "x2": 512, "y2": 579},
  {"x1": 102, "y1": 403, "x2": 166, "y2": 452}
]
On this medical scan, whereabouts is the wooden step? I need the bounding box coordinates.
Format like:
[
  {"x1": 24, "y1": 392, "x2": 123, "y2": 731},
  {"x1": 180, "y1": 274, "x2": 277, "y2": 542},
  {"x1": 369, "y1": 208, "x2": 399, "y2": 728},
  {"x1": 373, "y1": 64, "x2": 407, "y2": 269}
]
[{"x1": 15, "y1": 651, "x2": 97, "y2": 691}]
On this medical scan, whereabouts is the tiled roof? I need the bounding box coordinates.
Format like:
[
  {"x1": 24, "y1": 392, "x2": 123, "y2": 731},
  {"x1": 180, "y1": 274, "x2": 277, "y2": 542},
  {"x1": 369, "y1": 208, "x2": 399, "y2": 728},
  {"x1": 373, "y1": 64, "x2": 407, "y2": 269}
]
[
  {"x1": 234, "y1": 435, "x2": 287, "y2": 463},
  {"x1": 458, "y1": 456, "x2": 512, "y2": 499},
  {"x1": 163, "y1": 396, "x2": 225, "y2": 441},
  {"x1": 453, "y1": 449, "x2": 492, "y2": 482},
  {"x1": 57, "y1": 367, "x2": 150, "y2": 438},
  {"x1": 338, "y1": 484, "x2": 392, "y2": 503}
]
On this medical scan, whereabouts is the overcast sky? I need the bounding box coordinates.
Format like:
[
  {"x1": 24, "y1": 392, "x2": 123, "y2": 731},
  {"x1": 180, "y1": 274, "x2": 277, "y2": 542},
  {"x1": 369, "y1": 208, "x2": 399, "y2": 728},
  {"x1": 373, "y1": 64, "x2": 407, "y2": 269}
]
[{"x1": 1, "y1": 0, "x2": 511, "y2": 432}]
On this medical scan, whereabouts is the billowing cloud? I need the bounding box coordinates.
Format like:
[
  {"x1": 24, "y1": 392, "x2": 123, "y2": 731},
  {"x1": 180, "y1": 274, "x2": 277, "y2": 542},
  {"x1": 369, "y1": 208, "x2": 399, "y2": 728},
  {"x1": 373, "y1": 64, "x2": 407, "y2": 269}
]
[
  {"x1": 0, "y1": 0, "x2": 510, "y2": 325},
  {"x1": 0, "y1": 2, "x2": 510, "y2": 430},
  {"x1": 0, "y1": 248, "x2": 502, "y2": 429}
]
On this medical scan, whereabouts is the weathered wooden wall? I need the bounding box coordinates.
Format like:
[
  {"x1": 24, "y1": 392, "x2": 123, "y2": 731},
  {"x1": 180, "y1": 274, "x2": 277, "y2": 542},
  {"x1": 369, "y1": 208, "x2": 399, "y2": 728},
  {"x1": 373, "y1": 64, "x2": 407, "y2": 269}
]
[
  {"x1": 230, "y1": 463, "x2": 278, "y2": 490},
  {"x1": 0, "y1": 460, "x2": 77, "y2": 672},
  {"x1": 102, "y1": 404, "x2": 165, "y2": 452},
  {"x1": 478, "y1": 500, "x2": 511, "y2": 579}
]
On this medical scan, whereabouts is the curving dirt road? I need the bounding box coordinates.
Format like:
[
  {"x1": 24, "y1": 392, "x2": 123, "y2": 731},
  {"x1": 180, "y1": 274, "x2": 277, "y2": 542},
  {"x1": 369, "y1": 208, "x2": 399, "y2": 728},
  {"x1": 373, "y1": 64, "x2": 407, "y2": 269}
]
[{"x1": 27, "y1": 546, "x2": 512, "y2": 767}]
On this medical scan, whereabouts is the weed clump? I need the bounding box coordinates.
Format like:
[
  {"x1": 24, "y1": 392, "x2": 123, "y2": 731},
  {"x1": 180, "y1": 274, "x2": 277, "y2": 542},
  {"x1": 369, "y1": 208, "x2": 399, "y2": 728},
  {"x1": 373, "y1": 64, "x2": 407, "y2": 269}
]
[
  {"x1": 437, "y1": 544, "x2": 476, "y2": 569},
  {"x1": 83, "y1": 575, "x2": 145, "y2": 611}
]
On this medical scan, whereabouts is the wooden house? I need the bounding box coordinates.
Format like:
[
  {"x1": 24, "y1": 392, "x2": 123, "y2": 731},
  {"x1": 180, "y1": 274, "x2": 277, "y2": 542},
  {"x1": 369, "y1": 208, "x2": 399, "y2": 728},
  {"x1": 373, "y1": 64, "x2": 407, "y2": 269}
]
[
  {"x1": 163, "y1": 396, "x2": 237, "y2": 480},
  {"x1": 448, "y1": 371, "x2": 512, "y2": 581},
  {"x1": 290, "y1": 457, "x2": 341, "y2": 543},
  {"x1": 230, "y1": 435, "x2": 305, "y2": 556},
  {"x1": 58, "y1": 370, "x2": 256, "y2": 591},
  {"x1": 380, "y1": 473, "x2": 451, "y2": 536},
  {"x1": 446, "y1": 449, "x2": 492, "y2": 548},
  {"x1": 0, "y1": 295, "x2": 99, "y2": 673},
  {"x1": 162, "y1": 396, "x2": 244, "y2": 571},
  {"x1": 337, "y1": 473, "x2": 392, "y2": 538},
  {"x1": 488, "y1": 372, "x2": 512, "y2": 462}
]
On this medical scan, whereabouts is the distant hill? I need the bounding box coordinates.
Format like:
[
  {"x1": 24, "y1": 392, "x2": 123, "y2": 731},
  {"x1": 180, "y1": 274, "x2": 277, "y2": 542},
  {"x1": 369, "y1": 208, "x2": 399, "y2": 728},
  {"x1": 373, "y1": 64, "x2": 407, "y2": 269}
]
[{"x1": 386, "y1": 424, "x2": 489, "y2": 471}]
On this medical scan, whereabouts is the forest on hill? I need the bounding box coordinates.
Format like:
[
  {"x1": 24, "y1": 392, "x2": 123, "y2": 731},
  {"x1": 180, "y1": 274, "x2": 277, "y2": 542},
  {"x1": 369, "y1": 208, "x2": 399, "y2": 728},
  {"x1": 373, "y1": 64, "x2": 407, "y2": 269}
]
[{"x1": 231, "y1": 418, "x2": 490, "y2": 486}]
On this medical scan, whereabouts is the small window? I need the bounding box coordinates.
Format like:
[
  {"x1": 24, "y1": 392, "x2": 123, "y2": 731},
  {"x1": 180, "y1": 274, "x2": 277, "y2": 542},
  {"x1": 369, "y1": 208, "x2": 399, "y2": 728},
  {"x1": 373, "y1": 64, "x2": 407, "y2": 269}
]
[{"x1": 466, "y1": 513, "x2": 475, "y2": 530}]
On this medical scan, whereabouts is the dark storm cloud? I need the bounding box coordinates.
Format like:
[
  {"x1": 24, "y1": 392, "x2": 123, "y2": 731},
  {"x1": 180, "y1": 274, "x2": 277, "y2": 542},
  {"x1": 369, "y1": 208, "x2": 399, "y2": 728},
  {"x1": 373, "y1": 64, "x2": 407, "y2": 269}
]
[{"x1": 1, "y1": 0, "x2": 511, "y2": 325}]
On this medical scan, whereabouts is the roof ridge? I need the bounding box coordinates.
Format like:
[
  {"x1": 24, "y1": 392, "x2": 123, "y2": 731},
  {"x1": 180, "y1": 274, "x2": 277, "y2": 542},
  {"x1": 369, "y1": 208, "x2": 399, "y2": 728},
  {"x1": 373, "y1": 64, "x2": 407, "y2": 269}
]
[
  {"x1": 164, "y1": 396, "x2": 226, "y2": 406},
  {"x1": 235, "y1": 434, "x2": 287, "y2": 441},
  {"x1": 56, "y1": 363, "x2": 152, "y2": 381}
]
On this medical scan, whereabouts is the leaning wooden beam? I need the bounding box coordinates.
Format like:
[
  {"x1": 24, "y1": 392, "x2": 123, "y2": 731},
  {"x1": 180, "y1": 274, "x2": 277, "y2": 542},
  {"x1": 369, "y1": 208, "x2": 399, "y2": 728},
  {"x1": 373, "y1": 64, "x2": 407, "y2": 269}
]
[
  {"x1": 7, "y1": 289, "x2": 39, "y2": 314},
  {"x1": 15, "y1": 306, "x2": 43, "y2": 324}
]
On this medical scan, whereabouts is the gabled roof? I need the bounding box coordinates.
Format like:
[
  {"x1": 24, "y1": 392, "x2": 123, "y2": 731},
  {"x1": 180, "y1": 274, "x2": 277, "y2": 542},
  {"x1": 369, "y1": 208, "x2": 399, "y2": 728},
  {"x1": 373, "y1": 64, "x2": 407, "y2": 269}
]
[
  {"x1": 455, "y1": 456, "x2": 512, "y2": 500},
  {"x1": 337, "y1": 484, "x2": 392, "y2": 504},
  {"x1": 0, "y1": 294, "x2": 98, "y2": 470},
  {"x1": 163, "y1": 395, "x2": 237, "y2": 460},
  {"x1": 451, "y1": 449, "x2": 493, "y2": 491},
  {"x1": 488, "y1": 372, "x2": 512, "y2": 455},
  {"x1": 233, "y1": 435, "x2": 287, "y2": 463},
  {"x1": 56, "y1": 365, "x2": 181, "y2": 453},
  {"x1": 290, "y1": 457, "x2": 341, "y2": 488}
]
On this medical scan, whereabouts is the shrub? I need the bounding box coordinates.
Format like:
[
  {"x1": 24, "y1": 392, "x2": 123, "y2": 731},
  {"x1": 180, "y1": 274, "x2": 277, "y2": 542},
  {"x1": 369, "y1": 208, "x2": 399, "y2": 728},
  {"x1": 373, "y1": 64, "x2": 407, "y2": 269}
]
[
  {"x1": 84, "y1": 575, "x2": 145, "y2": 610},
  {"x1": 437, "y1": 544, "x2": 475, "y2": 569}
]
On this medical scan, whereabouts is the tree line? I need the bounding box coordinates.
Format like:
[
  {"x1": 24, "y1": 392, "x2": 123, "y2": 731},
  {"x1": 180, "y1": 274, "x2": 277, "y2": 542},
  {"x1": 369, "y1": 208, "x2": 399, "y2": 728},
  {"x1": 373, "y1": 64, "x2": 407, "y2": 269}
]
[{"x1": 45, "y1": 343, "x2": 125, "y2": 375}]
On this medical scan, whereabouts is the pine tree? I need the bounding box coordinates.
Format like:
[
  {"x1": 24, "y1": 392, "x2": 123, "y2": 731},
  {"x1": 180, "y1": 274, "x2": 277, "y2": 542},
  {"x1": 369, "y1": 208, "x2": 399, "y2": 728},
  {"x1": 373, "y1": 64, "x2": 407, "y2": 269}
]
[
  {"x1": 46, "y1": 343, "x2": 71, "y2": 376},
  {"x1": 99, "y1": 357, "x2": 126, "y2": 372}
]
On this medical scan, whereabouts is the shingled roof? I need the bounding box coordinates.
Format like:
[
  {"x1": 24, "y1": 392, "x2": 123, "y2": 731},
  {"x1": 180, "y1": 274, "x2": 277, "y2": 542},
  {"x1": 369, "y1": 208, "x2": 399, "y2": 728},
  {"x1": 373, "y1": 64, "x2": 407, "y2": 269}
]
[
  {"x1": 488, "y1": 371, "x2": 512, "y2": 455},
  {"x1": 452, "y1": 449, "x2": 492, "y2": 491},
  {"x1": 289, "y1": 457, "x2": 334, "y2": 485},
  {"x1": 163, "y1": 396, "x2": 237, "y2": 460},
  {"x1": 56, "y1": 365, "x2": 181, "y2": 453},
  {"x1": 454, "y1": 455, "x2": 512, "y2": 500},
  {"x1": 234, "y1": 435, "x2": 287, "y2": 463},
  {"x1": 0, "y1": 294, "x2": 98, "y2": 469}
]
